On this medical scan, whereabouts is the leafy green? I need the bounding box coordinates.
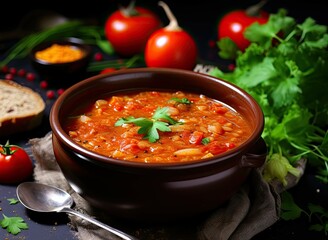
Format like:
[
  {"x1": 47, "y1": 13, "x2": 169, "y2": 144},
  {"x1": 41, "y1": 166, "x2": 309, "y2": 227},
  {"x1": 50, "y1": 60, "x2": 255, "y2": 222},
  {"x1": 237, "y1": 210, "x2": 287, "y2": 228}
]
[
  {"x1": 213, "y1": 9, "x2": 328, "y2": 235},
  {"x1": 281, "y1": 192, "x2": 328, "y2": 235},
  {"x1": 7, "y1": 198, "x2": 19, "y2": 205},
  {"x1": 0, "y1": 214, "x2": 28, "y2": 235},
  {"x1": 244, "y1": 8, "x2": 295, "y2": 50},
  {"x1": 115, "y1": 107, "x2": 180, "y2": 143},
  {"x1": 211, "y1": 8, "x2": 328, "y2": 184},
  {"x1": 201, "y1": 137, "x2": 210, "y2": 145},
  {"x1": 152, "y1": 107, "x2": 179, "y2": 125},
  {"x1": 280, "y1": 191, "x2": 304, "y2": 220},
  {"x1": 263, "y1": 153, "x2": 301, "y2": 186},
  {"x1": 216, "y1": 37, "x2": 239, "y2": 60},
  {"x1": 308, "y1": 203, "x2": 328, "y2": 235},
  {"x1": 170, "y1": 97, "x2": 192, "y2": 105}
]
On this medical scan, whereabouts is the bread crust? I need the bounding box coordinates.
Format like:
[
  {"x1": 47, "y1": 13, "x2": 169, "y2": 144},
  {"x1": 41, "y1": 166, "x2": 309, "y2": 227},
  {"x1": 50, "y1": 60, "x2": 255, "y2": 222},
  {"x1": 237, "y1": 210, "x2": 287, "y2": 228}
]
[{"x1": 0, "y1": 80, "x2": 46, "y2": 137}]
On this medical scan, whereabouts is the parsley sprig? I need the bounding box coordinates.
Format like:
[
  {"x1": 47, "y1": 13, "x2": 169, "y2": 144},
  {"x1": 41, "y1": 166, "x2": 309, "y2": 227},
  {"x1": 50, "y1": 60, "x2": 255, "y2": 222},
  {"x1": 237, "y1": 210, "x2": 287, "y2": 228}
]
[
  {"x1": 0, "y1": 214, "x2": 28, "y2": 235},
  {"x1": 212, "y1": 8, "x2": 328, "y2": 183},
  {"x1": 212, "y1": 8, "x2": 328, "y2": 235},
  {"x1": 281, "y1": 191, "x2": 328, "y2": 236},
  {"x1": 115, "y1": 107, "x2": 180, "y2": 143}
]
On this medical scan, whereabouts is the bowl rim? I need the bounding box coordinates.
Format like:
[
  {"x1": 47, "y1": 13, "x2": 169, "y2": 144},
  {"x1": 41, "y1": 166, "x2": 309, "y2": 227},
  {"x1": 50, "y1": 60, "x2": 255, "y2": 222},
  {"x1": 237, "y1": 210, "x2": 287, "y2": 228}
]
[
  {"x1": 30, "y1": 37, "x2": 92, "y2": 66},
  {"x1": 50, "y1": 67, "x2": 265, "y2": 169}
]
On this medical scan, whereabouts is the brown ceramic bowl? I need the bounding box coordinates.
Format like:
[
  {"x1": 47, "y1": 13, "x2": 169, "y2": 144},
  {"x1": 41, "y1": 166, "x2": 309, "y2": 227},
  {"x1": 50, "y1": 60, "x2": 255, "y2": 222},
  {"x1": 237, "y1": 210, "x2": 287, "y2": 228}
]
[
  {"x1": 49, "y1": 67, "x2": 267, "y2": 222},
  {"x1": 30, "y1": 37, "x2": 92, "y2": 87}
]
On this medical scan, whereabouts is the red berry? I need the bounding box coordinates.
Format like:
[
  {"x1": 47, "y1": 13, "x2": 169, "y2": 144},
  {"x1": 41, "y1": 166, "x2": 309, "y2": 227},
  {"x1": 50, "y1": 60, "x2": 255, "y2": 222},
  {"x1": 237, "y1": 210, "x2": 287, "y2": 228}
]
[
  {"x1": 26, "y1": 72, "x2": 36, "y2": 81},
  {"x1": 40, "y1": 80, "x2": 48, "y2": 89},
  {"x1": 9, "y1": 67, "x2": 17, "y2": 75},
  {"x1": 5, "y1": 73, "x2": 14, "y2": 80},
  {"x1": 57, "y1": 88, "x2": 65, "y2": 95},
  {"x1": 94, "y1": 52, "x2": 103, "y2": 61},
  {"x1": 46, "y1": 90, "x2": 56, "y2": 99},
  {"x1": 17, "y1": 68, "x2": 26, "y2": 77},
  {"x1": 1, "y1": 65, "x2": 8, "y2": 73}
]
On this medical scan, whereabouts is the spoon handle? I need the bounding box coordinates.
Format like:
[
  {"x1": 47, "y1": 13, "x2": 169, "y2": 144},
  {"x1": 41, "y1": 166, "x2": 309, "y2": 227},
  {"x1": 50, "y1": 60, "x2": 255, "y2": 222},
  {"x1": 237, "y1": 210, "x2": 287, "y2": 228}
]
[{"x1": 61, "y1": 207, "x2": 137, "y2": 240}]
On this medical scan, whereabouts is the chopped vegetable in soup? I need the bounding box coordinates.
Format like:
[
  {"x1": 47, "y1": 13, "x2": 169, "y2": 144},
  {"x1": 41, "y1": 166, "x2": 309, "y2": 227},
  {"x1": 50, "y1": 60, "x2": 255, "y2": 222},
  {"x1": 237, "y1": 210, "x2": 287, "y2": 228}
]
[{"x1": 64, "y1": 91, "x2": 252, "y2": 163}]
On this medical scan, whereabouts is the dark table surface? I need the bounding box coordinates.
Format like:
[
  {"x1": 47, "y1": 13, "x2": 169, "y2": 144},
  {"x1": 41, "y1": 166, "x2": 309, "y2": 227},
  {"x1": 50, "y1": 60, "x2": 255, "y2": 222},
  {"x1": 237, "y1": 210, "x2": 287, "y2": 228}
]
[{"x1": 1, "y1": 1, "x2": 328, "y2": 239}]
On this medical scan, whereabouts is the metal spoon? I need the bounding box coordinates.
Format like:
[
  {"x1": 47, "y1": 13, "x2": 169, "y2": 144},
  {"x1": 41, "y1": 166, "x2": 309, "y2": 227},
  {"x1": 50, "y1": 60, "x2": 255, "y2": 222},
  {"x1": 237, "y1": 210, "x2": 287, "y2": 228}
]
[{"x1": 16, "y1": 182, "x2": 137, "y2": 240}]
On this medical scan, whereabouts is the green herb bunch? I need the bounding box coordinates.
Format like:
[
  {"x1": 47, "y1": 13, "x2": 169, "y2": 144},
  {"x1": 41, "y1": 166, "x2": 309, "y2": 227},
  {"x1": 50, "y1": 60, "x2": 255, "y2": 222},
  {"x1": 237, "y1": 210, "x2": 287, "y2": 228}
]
[{"x1": 211, "y1": 8, "x2": 328, "y2": 184}]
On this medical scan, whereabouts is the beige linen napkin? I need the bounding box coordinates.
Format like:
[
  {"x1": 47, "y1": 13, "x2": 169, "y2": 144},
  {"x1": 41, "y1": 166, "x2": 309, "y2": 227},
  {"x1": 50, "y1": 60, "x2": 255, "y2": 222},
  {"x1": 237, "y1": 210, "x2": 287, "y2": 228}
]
[{"x1": 27, "y1": 132, "x2": 303, "y2": 240}]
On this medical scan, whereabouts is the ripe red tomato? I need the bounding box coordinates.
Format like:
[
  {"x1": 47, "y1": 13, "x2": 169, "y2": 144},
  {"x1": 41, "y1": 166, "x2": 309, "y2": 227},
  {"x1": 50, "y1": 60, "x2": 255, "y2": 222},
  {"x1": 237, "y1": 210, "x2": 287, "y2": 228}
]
[
  {"x1": 145, "y1": 29, "x2": 197, "y2": 70},
  {"x1": 218, "y1": 9, "x2": 269, "y2": 51},
  {"x1": 0, "y1": 141, "x2": 34, "y2": 184},
  {"x1": 144, "y1": 2, "x2": 197, "y2": 70},
  {"x1": 104, "y1": 5, "x2": 162, "y2": 57}
]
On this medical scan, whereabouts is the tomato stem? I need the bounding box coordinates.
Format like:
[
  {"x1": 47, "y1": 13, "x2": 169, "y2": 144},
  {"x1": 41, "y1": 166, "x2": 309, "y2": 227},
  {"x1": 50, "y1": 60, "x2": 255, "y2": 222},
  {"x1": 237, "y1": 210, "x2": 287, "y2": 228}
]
[
  {"x1": 158, "y1": 1, "x2": 182, "y2": 31},
  {"x1": 246, "y1": 0, "x2": 268, "y2": 16},
  {"x1": 120, "y1": 0, "x2": 138, "y2": 17},
  {"x1": 0, "y1": 141, "x2": 17, "y2": 155}
]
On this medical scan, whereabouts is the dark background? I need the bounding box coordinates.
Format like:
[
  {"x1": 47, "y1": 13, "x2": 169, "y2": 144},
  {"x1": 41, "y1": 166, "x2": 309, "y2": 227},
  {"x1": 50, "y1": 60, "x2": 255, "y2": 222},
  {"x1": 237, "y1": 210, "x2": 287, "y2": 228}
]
[
  {"x1": 1, "y1": 0, "x2": 326, "y2": 64},
  {"x1": 1, "y1": 0, "x2": 327, "y2": 35}
]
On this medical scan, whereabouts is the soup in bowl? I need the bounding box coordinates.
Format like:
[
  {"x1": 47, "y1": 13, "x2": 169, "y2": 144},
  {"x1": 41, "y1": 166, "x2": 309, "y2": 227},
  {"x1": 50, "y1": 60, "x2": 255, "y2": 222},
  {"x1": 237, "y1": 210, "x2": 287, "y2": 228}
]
[
  {"x1": 65, "y1": 90, "x2": 253, "y2": 163},
  {"x1": 50, "y1": 67, "x2": 267, "y2": 221}
]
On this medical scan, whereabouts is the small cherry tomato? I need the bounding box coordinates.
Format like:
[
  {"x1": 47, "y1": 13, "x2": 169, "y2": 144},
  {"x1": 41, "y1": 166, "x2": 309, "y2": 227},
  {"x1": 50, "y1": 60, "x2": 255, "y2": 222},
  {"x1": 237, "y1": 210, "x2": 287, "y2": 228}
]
[
  {"x1": 0, "y1": 141, "x2": 34, "y2": 184},
  {"x1": 145, "y1": 1, "x2": 198, "y2": 70},
  {"x1": 218, "y1": 2, "x2": 269, "y2": 51},
  {"x1": 104, "y1": 2, "x2": 162, "y2": 57}
]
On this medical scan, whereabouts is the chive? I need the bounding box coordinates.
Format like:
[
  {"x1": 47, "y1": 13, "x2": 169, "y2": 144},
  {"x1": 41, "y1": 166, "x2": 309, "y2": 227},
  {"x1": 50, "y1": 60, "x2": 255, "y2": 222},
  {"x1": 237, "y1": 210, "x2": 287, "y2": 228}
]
[{"x1": 87, "y1": 54, "x2": 145, "y2": 72}]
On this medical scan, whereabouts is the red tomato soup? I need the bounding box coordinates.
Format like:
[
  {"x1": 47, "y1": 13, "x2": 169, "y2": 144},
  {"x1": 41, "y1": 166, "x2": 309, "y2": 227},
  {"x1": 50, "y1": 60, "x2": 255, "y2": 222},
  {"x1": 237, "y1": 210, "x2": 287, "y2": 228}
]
[{"x1": 64, "y1": 91, "x2": 252, "y2": 163}]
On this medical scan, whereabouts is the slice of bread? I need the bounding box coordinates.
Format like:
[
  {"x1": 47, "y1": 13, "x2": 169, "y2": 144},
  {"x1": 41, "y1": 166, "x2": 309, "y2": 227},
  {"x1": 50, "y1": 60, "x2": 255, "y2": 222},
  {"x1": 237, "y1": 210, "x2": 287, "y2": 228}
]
[{"x1": 0, "y1": 80, "x2": 46, "y2": 137}]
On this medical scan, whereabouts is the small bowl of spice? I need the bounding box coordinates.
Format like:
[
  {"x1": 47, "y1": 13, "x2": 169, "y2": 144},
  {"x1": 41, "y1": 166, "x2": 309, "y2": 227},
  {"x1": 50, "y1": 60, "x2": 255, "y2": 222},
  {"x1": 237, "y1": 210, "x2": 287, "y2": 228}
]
[{"x1": 30, "y1": 37, "x2": 92, "y2": 87}]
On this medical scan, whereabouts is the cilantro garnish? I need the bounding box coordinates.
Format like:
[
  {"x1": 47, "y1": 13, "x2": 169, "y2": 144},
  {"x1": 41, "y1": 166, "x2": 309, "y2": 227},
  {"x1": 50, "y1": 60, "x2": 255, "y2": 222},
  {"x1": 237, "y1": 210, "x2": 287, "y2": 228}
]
[
  {"x1": 201, "y1": 137, "x2": 210, "y2": 145},
  {"x1": 152, "y1": 107, "x2": 179, "y2": 124},
  {"x1": 0, "y1": 214, "x2": 28, "y2": 235},
  {"x1": 115, "y1": 107, "x2": 180, "y2": 143},
  {"x1": 170, "y1": 97, "x2": 192, "y2": 105}
]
